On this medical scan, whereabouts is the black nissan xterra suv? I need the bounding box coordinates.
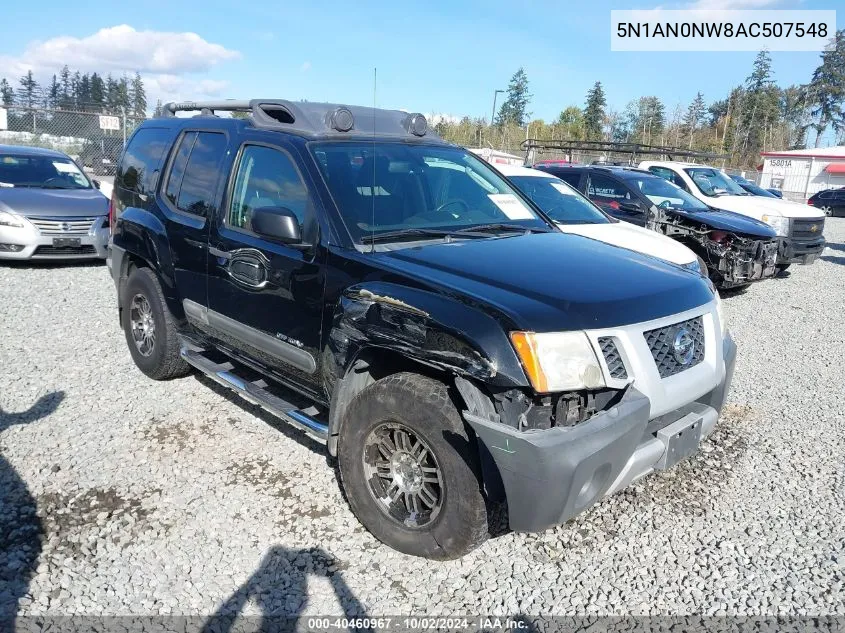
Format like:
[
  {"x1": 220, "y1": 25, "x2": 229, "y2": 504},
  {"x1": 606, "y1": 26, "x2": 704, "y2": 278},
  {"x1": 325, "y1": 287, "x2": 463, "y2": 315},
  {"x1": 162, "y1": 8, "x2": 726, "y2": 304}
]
[{"x1": 109, "y1": 100, "x2": 736, "y2": 559}]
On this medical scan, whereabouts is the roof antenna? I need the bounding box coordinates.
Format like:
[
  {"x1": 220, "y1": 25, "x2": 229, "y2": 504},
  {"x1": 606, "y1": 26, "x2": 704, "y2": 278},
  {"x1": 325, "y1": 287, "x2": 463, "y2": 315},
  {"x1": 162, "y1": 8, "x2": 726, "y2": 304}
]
[{"x1": 370, "y1": 67, "x2": 377, "y2": 253}]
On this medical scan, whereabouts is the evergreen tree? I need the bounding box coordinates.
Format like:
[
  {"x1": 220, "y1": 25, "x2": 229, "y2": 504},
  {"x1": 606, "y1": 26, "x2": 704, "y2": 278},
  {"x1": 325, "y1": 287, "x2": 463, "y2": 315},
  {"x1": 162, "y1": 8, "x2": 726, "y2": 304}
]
[
  {"x1": 105, "y1": 74, "x2": 119, "y2": 113},
  {"x1": 496, "y1": 68, "x2": 531, "y2": 127},
  {"x1": 59, "y1": 65, "x2": 72, "y2": 109},
  {"x1": 737, "y1": 51, "x2": 779, "y2": 157},
  {"x1": 807, "y1": 29, "x2": 845, "y2": 147},
  {"x1": 47, "y1": 74, "x2": 60, "y2": 108},
  {"x1": 16, "y1": 70, "x2": 41, "y2": 108},
  {"x1": 583, "y1": 82, "x2": 607, "y2": 140},
  {"x1": 71, "y1": 71, "x2": 81, "y2": 107},
  {"x1": 684, "y1": 92, "x2": 706, "y2": 148},
  {"x1": 130, "y1": 72, "x2": 147, "y2": 118},
  {"x1": 0, "y1": 78, "x2": 14, "y2": 106},
  {"x1": 90, "y1": 73, "x2": 105, "y2": 110},
  {"x1": 78, "y1": 74, "x2": 91, "y2": 109}
]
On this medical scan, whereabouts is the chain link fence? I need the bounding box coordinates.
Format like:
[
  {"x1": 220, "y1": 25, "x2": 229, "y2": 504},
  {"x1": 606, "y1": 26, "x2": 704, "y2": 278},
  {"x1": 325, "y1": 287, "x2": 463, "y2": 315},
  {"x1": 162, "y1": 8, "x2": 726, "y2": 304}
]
[{"x1": 0, "y1": 106, "x2": 145, "y2": 174}]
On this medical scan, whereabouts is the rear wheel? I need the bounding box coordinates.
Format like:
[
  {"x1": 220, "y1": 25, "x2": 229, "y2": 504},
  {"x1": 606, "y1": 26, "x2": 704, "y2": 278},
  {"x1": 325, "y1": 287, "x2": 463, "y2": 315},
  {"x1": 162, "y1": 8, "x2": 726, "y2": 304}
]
[
  {"x1": 819, "y1": 205, "x2": 833, "y2": 216},
  {"x1": 121, "y1": 267, "x2": 190, "y2": 380},
  {"x1": 337, "y1": 372, "x2": 489, "y2": 559}
]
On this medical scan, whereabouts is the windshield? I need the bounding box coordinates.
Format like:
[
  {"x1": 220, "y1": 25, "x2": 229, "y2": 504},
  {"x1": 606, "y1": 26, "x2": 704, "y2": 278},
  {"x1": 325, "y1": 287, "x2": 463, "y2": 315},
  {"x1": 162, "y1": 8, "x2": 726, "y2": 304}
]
[
  {"x1": 0, "y1": 154, "x2": 91, "y2": 189},
  {"x1": 738, "y1": 181, "x2": 777, "y2": 198},
  {"x1": 508, "y1": 175, "x2": 610, "y2": 224},
  {"x1": 311, "y1": 142, "x2": 548, "y2": 243},
  {"x1": 685, "y1": 167, "x2": 746, "y2": 196},
  {"x1": 625, "y1": 174, "x2": 710, "y2": 211}
]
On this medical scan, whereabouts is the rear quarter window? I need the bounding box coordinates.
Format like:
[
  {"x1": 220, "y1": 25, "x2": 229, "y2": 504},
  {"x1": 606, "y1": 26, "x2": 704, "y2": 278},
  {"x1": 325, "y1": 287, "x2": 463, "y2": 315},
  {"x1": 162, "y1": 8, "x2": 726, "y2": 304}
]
[{"x1": 116, "y1": 127, "x2": 172, "y2": 201}]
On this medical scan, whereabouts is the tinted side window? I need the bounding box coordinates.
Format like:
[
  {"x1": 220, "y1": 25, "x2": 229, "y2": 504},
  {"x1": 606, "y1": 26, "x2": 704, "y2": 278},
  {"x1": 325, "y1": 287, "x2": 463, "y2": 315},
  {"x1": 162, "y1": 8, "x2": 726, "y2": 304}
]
[
  {"x1": 834, "y1": 190, "x2": 845, "y2": 200},
  {"x1": 164, "y1": 132, "x2": 197, "y2": 207},
  {"x1": 117, "y1": 127, "x2": 171, "y2": 196},
  {"x1": 587, "y1": 174, "x2": 630, "y2": 202},
  {"x1": 229, "y1": 145, "x2": 311, "y2": 231},
  {"x1": 166, "y1": 131, "x2": 228, "y2": 218},
  {"x1": 555, "y1": 172, "x2": 582, "y2": 188}
]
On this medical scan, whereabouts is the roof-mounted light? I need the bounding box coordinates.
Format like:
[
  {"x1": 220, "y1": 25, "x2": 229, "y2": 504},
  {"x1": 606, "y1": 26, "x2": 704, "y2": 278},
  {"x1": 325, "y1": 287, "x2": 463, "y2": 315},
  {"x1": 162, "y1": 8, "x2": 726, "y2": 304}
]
[
  {"x1": 407, "y1": 113, "x2": 428, "y2": 137},
  {"x1": 329, "y1": 107, "x2": 354, "y2": 132}
]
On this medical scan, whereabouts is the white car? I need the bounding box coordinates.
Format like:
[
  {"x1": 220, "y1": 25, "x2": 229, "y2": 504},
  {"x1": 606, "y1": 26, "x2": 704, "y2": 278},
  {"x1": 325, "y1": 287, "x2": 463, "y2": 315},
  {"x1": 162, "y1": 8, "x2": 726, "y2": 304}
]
[
  {"x1": 496, "y1": 165, "x2": 703, "y2": 274},
  {"x1": 639, "y1": 161, "x2": 826, "y2": 268}
]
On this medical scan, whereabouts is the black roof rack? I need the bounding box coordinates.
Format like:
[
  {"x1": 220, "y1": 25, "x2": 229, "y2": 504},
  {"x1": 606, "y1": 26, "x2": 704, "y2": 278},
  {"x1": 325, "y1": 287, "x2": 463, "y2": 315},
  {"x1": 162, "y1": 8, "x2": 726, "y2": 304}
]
[
  {"x1": 523, "y1": 139, "x2": 727, "y2": 163},
  {"x1": 159, "y1": 99, "x2": 446, "y2": 142}
]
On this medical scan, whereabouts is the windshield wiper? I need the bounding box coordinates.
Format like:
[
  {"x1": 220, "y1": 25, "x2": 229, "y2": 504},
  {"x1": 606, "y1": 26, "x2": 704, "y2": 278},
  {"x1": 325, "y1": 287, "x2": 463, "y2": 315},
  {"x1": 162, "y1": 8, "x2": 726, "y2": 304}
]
[
  {"x1": 454, "y1": 223, "x2": 550, "y2": 234},
  {"x1": 360, "y1": 228, "x2": 470, "y2": 244}
]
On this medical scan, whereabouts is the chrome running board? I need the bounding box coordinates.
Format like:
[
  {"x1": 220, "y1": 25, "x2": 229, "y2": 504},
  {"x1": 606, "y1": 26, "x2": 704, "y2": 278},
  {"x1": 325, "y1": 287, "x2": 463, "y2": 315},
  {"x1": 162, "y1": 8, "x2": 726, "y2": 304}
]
[{"x1": 180, "y1": 346, "x2": 328, "y2": 443}]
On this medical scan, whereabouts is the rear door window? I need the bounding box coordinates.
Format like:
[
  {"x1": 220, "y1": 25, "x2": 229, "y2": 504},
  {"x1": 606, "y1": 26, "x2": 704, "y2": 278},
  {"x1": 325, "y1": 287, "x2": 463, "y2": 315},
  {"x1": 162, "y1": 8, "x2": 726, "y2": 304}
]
[
  {"x1": 554, "y1": 171, "x2": 583, "y2": 189},
  {"x1": 117, "y1": 127, "x2": 171, "y2": 197},
  {"x1": 163, "y1": 131, "x2": 228, "y2": 218},
  {"x1": 586, "y1": 173, "x2": 631, "y2": 211},
  {"x1": 648, "y1": 166, "x2": 687, "y2": 190}
]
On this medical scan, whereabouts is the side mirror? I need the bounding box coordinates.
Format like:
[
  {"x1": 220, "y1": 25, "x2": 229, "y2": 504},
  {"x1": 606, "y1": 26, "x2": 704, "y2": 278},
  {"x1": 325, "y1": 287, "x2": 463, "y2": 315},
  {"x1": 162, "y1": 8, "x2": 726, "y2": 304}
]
[
  {"x1": 619, "y1": 200, "x2": 642, "y2": 213},
  {"x1": 251, "y1": 206, "x2": 302, "y2": 244},
  {"x1": 92, "y1": 179, "x2": 101, "y2": 190}
]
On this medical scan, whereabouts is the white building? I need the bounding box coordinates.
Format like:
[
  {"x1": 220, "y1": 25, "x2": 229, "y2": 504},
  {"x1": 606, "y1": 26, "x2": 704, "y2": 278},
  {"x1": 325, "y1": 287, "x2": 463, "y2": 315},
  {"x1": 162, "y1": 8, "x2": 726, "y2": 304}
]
[
  {"x1": 758, "y1": 146, "x2": 845, "y2": 203},
  {"x1": 469, "y1": 148, "x2": 525, "y2": 167}
]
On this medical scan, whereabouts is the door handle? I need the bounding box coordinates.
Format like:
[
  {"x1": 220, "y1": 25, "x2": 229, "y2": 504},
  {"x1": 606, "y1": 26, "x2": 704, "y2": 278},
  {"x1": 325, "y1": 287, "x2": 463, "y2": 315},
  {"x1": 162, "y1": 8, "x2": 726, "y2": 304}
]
[{"x1": 209, "y1": 246, "x2": 232, "y2": 260}]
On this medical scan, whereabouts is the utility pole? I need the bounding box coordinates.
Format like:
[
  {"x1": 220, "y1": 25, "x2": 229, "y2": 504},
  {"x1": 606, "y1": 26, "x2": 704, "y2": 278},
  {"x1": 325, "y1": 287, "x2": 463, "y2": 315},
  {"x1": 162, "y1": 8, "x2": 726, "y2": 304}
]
[{"x1": 490, "y1": 89, "x2": 504, "y2": 130}]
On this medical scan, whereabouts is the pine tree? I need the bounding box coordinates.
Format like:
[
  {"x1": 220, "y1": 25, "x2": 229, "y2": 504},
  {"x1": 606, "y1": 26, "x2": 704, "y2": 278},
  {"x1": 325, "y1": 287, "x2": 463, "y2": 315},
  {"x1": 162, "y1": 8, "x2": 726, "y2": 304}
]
[
  {"x1": 496, "y1": 68, "x2": 531, "y2": 127},
  {"x1": 16, "y1": 70, "x2": 41, "y2": 108},
  {"x1": 130, "y1": 72, "x2": 147, "y2": 118},
  {"x1": 807, "y1": 29, "x2": 845, "y2": 147},
  {"x1": 47, "y1": 74, "x2": 60, "y2": 108},
  {"x1": 105, "y1": 75, "x2": 119, "y2": 113},
  {"x1": 59, "y1": 65, "x2": 71, "y2": 109},
  {"x1": 684, "y1": 92, "x2": 706, "y2": 148},
  {"x1": 90, "y1": 73, "x2": 105, "y2": 110},
  {"x1": 0, "y1": 78, "x2": 14, "y2": 106},
  {"x1": 78, "y1": 74, "x2": 91, "y2": 109},
  {"x1": 583, "y1": 82, "x2": 607, "y2": 140},
  {"x1": 71, "y1": 71, "x2": 81, "y2": 107}
]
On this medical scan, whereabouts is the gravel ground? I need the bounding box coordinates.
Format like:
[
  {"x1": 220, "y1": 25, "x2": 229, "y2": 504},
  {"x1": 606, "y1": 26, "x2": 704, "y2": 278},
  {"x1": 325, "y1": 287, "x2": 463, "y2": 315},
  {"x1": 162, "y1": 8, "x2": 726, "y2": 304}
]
[{"x1": 1, "y1": 220, "x2": 844, "y2": 620}]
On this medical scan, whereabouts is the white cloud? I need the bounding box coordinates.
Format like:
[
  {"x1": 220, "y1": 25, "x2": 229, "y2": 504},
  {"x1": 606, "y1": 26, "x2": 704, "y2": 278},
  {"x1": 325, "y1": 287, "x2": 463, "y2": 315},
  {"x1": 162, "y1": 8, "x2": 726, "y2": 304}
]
[
  {"x1": 687, "y1": 0, "x2": 783, "y2": 7},
  {"x1": 300, "y1": 61, "x2": 312, "y2": 72},
  {"x1": 0, "y1": 25, "x2": 240, "y2": 110},
  {"x1": 0, "y1": 25, "x2": 240, "y2": 78}
]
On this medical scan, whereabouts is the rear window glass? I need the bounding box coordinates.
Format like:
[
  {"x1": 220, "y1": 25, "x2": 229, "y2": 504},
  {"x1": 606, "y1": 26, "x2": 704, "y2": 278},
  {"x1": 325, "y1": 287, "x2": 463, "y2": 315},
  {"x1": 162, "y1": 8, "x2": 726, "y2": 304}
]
[
  {"x1": 165, "y1": 132, "x2": 197, "y2": 207},
  {"x1": 117, "y1": 127, "x2": 171, "y2": 196},
  {"x1": 164, "y1": 131, "x2": 228, "y2": 218}
]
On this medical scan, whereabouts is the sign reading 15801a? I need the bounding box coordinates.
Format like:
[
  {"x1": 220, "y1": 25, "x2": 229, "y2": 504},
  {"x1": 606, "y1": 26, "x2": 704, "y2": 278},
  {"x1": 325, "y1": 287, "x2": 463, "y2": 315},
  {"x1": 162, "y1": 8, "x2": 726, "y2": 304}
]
[{"x1": 770, "y1": 159, "x2": 793, "y2": 167}]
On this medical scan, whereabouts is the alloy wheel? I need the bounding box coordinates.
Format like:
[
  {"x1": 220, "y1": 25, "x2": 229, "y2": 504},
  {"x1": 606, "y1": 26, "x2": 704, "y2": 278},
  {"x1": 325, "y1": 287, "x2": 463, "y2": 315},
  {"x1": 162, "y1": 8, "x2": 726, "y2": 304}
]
[
  {"x1": 362, "y1": 422, "x2": 444, "y2": 528},
  {"x1": 820, "y1": 205, "x2": 832, "y2": 216},
  {"x1": 129, "y1": 293, "x2": 156, "y2": 357}
]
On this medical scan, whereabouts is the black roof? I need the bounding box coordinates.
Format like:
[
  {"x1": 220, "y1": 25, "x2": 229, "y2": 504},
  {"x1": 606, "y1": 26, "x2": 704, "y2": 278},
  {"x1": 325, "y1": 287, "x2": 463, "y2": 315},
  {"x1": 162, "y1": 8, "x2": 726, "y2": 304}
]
[
  {"x1": 0, "y1": 144, "x2": 69, "y2": 158},
  {"x1": 158, "y1": 99, "x2": 449, "y2": 143}
]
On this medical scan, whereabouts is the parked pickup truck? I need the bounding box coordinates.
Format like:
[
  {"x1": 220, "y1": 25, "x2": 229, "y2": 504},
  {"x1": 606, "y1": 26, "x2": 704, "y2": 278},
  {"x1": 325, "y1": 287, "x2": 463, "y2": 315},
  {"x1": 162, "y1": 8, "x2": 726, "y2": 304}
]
[
  {"x1": 109, "y1": 100, "x2": 736, "y2": 559},
  {"x1": 535, "y1": 164, "x2": 778, "y2": 289},
  {"x1": 639, "y1": 161, "x2": 825, "y2": 271}
]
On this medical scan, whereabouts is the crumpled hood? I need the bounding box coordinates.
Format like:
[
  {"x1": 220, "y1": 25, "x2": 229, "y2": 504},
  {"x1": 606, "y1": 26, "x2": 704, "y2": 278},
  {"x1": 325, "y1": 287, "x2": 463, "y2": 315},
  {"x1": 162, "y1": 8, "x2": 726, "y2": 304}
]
[
  {"x1": 374, "y1": 232, "x2": 714, "y2": 332},
  {"x1": 0, "y1": 187, "x2": 108, "y2": 218},
  {"x1": 707, "y1": 194, "x2": 822, "y2": 220},
  {"x1": 665, "y1": 206, "x2": 777, "y2": 238}
]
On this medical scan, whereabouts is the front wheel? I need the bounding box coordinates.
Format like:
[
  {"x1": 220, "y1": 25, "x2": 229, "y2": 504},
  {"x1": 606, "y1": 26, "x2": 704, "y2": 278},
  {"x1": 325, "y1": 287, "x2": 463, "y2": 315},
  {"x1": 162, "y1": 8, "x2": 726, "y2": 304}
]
[
  {"x1": 337, "y1": 373, "x2": 489, "y2": 559},
  {"x1": 121, "y1": 267, "x2": 190, "y2": 380}
]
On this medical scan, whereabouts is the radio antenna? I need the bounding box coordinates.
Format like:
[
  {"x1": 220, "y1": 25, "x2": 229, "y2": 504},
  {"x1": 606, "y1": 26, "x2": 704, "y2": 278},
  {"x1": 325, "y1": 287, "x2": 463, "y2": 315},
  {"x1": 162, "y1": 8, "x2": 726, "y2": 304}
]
[{"x1": 370, "y1": 67, "x2": 377, "y2": 253}]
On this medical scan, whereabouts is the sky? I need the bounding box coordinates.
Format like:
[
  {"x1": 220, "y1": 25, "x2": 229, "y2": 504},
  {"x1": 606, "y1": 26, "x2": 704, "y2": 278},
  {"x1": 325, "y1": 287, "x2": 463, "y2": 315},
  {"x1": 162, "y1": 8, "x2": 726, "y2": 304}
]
[{"x1": 0, "y1": 0, "x2": 841, "y2": 142}]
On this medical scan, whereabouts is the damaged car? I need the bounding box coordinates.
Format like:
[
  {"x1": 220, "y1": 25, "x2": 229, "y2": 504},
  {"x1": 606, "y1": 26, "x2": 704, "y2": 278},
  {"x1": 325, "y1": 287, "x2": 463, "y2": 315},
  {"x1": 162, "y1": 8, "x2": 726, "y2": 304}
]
[
  {"x1": 535, "y1": 164, "x2": 778, "y2": 289},
  {"x1": 110, "y1": 100, "x2": 736, "y2": 559}
]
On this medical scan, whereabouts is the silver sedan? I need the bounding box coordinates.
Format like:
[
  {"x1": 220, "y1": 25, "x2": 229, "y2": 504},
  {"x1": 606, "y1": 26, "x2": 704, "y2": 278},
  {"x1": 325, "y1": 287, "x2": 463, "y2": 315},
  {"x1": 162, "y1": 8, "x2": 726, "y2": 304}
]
[{"x1": 0, "y1": 144, "x2": 110, "y2": 260}]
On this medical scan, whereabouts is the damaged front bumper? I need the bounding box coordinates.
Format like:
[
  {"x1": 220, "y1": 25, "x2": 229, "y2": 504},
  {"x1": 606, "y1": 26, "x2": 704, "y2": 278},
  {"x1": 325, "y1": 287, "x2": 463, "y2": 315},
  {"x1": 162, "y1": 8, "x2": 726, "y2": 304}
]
[
  {"x1": 463, "y1": 333, "x2": 737, "y2": 533},
  {"x1": 706, "y1": 238, "x2": 777, "y2": 288}
]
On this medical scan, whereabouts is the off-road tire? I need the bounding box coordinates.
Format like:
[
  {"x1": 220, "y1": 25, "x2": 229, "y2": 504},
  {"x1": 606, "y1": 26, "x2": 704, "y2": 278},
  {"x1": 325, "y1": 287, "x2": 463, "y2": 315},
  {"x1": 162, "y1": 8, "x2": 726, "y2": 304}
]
[
  {"x1": 337, "y1": 372, "x2": 489, "y2": 559},
  {"x1": 121, "y1": 267, "x2": 190, "y2": 380}
]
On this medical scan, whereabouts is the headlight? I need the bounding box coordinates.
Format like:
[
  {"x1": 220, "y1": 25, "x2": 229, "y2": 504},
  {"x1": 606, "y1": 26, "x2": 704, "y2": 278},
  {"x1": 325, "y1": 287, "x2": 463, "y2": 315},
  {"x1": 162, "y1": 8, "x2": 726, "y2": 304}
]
[
  {"x1": 682, "y1": 258, "x2": 702, "y2": 275},
  {"x1": 761, "y1": 214, "x2": 789, "y2": 237},
  {"x1": 715, "y1": 289, "x2": 727, "y2": 334},
  {"x1": 510, "y1": 331, "x2": 606, "y2": 392},
  {"x1": 0, "y1": 211, "x2": 25, "y2": 228}
]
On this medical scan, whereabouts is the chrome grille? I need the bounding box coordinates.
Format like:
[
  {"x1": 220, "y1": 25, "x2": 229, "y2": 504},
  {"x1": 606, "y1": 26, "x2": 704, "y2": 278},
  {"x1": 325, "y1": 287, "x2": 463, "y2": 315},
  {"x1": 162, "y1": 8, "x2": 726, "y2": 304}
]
[
  {"x1": 598, "y1": 337, "x2": 627, "y2": 379},
  {"x1": 28, "y1": 217, "x2": 98, "y2": 235},
  {"x1": 790, "y1": 217, "x2": 824, "y2": 241},
  {"x1": 643, "y1": 316, "x2": 705, "y2": 379}
]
